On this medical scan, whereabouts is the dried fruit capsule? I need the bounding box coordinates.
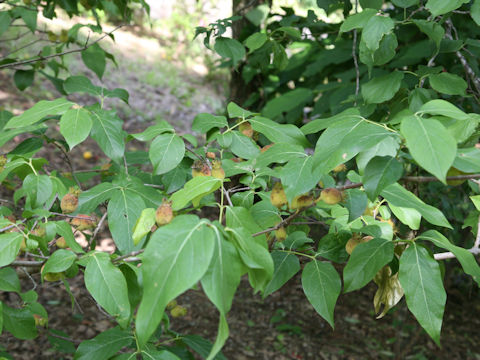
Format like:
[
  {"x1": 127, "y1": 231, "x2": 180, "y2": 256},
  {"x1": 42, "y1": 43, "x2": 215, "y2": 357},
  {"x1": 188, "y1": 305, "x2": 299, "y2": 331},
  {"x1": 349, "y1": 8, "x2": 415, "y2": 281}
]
[
  {"x1": 61, "y1": 193, "x2": 78, "y2": 214},
  {"x1": 170, "y1": 305, "x2": 187, "y2": 318},
  {"x1": 56, "y1": 237, "x2": 68, "y2": 249},
  {"x1": 270, "y1": 182, "x2": 287, "y2": 209},
  {"x1": 290, "y1": 194, "x2": 314, "y2": 210},
  {"x1": 319, "y1": 188, "x2": 342, "y2": 205},
  {"x1": 155, "y1": 200, "x2": 174, "y2": 226},
  {"x1": 192, "y1": 160, "x2": 211, "y2": 177},
  {"x1": 211, "y1": 160, "x2": 225, "y2": 180},
  {"x1": 71, "y1": 214, "x2": 96, "y2": 231},
  {"x1": 275, "y1": 226, "x2": 287, "y2": 242}
]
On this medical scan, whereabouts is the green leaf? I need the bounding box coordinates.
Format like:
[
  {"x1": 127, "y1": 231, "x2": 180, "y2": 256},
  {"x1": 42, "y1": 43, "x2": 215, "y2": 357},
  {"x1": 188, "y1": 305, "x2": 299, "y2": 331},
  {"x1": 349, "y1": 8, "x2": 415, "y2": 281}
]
[
  {"x1": 362, "y1": 15, "x2": 395, "y2": 52},
  {"x1": 454, "y1": 147, "x2": 480, "y2": 172},
  {"x1": 425, "y1": 0, "x2": 469, "y2": 17},
  {"x1": 413, "y1": 20, "x2": 444, "y2": 52},
  {"x1": 316, "y1": 231, "x2": 351, "y2": 263},
  {"x1": 360, "y1": 33, "x2": 398, "y2": 73},
  {"x1": 344, "y1": 238, "x2": 394, "y2": 293},
  {"x1": 227, "y1": 102, "x2": 254, "y2": 119},
  {"x1": 280, "y1": 156, "x2": 321, "y2": 203},
  {"x1": 361, "y1": 71, "x2": 404, "y2": 104},
  {"x1": 272, "y1": 42, "x2": 288, "y2": 70},
  {"x1": 360, "y1": 0, "x2": 383, "y2": 9},
  {"x1": 132, "y1": 208, "x2": 156, "y2": 246},
  {"x1": 56, "y1": 221, "x2": 84, "y2": 253},
  {"x1": 0, "y1": 232, "x2": 22, "y2": 267},
  {"x1": 89, "y1": 108, "x2": 125, "y2": 163},
  {"x1": 244, "y1": 32, "x2": 268, "y2": 53},
  {"x1": 264, "y1": 251, "x2": 301, "y2": 297},
  {"x1": 429, "y1": 72, "x2": 467, "y2": 96},
  {"x1": 262, "y1": 88, "x2": 313, "y2": 120},
  {"x1": 135, "y1": 215, "x2": 214, "y2": 349},
  {"x1": 471, "y1": 195, "x2": 480, "y2": 211},
  {"x1": 63, "y1": 75, "x2": 102, "y2": 96},
  {"x1": 192, "y1": 113, "x2": 228, "y2": 133},
  {"x1": 345, "y1": 189, "x2": 368, "y2": 222},
  {"x1": 108, "y1": 189, "x2": 146, "y2": 254},
  {"x1": 84, "y1": 252, "x2": 131, "y2": 328},
  {"x1": 0, "y1": 12, "x2": 12, "y2": 37},
  {"x1": 77, "y1": 182, "x2": 117, "y2": 213},
  {"x1": 171, "y1": 176, "x2": 222, "y2": 211},
  {"x1": 15, "y1": 7, "x2": 37, "y2": 32},
  {"x1": 214, "y1": 37, "x2": 245, "y2": 65},
  {"x1": 0, "y1": 267, "x2": 21, "y2": 292},
  {"x1": 255, "y1": 143, "x2": 306, "y2": 168},
  {"x1": 249, "y1": 116, "x2": 310, "y2": 147},
  {"x1": 363, "y1": 156, "x2": 403, "y2": 201},
  {"x1": 230, "y1": 131, "x2": 260, "y2": 159},
  {"x1": 313, "y1": 118, "x2": 394, "y2": 173},
  {"x1": 401, "y1": 115, "x2": 456, "y2": 182},
  {"x1": 301, "y1": 260, "x2": 341, "y2": 328},
  {"x1": 149, "y1": 133, "x2": 185, "y2": 175},
  {"x1": 340, "y1": 8, "x2": 377, "y2": 32},
  {"x1": 472, "y1": 0, "x2": 480, "y2": 25},
  {"x1": 129, "y1": 121, "x2": 173, "y2": 142},
  {"x1": 201, "y1": 225, "x2": 243, "y2": 360},
  {"x1": 183, "y1": 335, "x2": 227, "y2": 360},
  {"x1": 381, "y1": 183, "x2": 451, "y2": 228},
  {"x1": 418, "y1": 99, "x2": 469, "y2": 119},
  {"x1": 42, "y1": 249, "x2": 76, "y2": 275},
  {"x1": 392, "y1": 0, "x2": 418, "y2": 7},
  {"x1": 60, "y1": 108, "x2": 92, "y2": 150},
  {"x1": 389, "y1": 204, "x2": 421, "y2": 230},
  {"x1": 418, "y1": 230, "x2": 480, "y2": 286},
  {"x1": 5, "y1": 98, "x2": 74, "y2": 129},
  {"x1": 2, "y1": 305, "x2": 37, "y2": 339},
  {"x1": 301, "y1": 108, "x2": 361, "y2": 135},
  {"x1": 399, "y1": 243, "x2": 446, "y2": 345},
  {"x1": 81, "y1": 43, "x2": 106, "y2": 79},
  {"x1": 14, "y1": 70, "x2": 34, "y2": 91},
  {"x1": 74, "y1": 327, "x2": 133, "y2": 360},
  {"x1": 23, "y1": 174, "x2": 53, "y2": 208}
]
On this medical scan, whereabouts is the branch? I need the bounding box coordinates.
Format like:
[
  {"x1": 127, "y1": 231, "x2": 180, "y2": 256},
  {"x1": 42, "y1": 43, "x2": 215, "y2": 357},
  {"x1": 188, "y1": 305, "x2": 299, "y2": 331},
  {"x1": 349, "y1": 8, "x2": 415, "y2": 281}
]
[
  {"x1": 336, "y1": 174, "x2": 480, "y2": 191},
  {"x1": 434, "y1": 215, "x2": 480, "y2": 260},
  {"x1": 113, "y1": 249, "x2": 144, "y2": 263},
  {"x1": 90, "y1": 211, "x2": 108, "y2": 246},
  {"x1": 0, "y1": 24, "x2": 125, "y2": 70},
  {"x1": 8, "y1": 260, "x2": 44, "y2": 267}
]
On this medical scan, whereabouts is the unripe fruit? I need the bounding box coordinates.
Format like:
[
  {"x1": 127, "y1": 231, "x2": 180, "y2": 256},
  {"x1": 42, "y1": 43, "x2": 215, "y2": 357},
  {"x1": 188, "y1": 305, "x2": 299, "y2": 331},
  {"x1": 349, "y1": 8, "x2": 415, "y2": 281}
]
[
  {"x1": 211, "y1": 160, "x2": 225, "y2": 180},
  {"x1": 34, "y1": 314, "x2": 48, "y2": 327},
  {"x1": 192, "y1": 160, "x2": 211, "y2": 177},
  {"x1": 333, "y1": 164, "x2": 347, "y2": 173},
  {"x1": 345, "y1": 235, "x2": 373, "y2": 255},
  {"x1": 275, "y1": 226, "x2": 287, "y2": 242},
  {"x1": 59, "y1": 29, "x2": 68, "y2": 43},
  {"x1": 290, "y1": 194, "x2": 314, "y2": 210},
  {"x1": 0, "y1": 155, "x2": 6, "y2": 167},
  {"x1": 47, "y1": 31, "x2": 58, "y2": 42},
  {"x1": 239, "y1": 122, "x2": 254, "y2": 138},
  {"x1": 71, "y1": 214, "x2": 96, "y2": 231},
  {"x1": 166, "y1": 300, "x2": 177, "y2": 310},
  {"x1": 170, "y1": 305, "x2": 187, "y2": 318},
  {"x1": 155, "y1": 200, "x2": 174, "y2": 226},
  {"x1": 56, "y1": 237, "x2": 68, "y2": 249},
  {"x1": 446, "y1": 167, "x2": 466, "y2": 186},
  {"x1": 270, "y1": 182, "x2": 287, "y2": 209},
  {"x1": 319, "y1": 188, "x2": 342, "y2": 205},
  {"x1": 32, "y1": 226, "x2": 46, "y2": 238},
  {"x1": 61, "y1": 193, "x2": 78, "y2": 214},
  {"x1": 41, "y1": 264, "x2": 64, "y2": 282}
]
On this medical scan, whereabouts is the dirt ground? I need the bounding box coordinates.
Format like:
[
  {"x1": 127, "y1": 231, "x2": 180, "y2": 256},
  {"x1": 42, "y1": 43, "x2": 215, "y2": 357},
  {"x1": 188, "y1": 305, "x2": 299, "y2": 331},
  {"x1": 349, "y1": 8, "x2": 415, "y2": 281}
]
[{"x1": 1, "y1": 19, "x2": 480, "y2": 360}]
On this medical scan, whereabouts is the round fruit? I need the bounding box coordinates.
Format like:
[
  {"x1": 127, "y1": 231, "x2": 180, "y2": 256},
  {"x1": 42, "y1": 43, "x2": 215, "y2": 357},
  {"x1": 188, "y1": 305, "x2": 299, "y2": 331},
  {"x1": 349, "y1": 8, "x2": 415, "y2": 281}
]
[
  {"x1": 211, "y1": 160, "x2": 225, "y2": 180},
  {"x1": 71, "y1": 214, "x2": 96, "y2": 231},
  {"x1": 333, "y1": 164, "x2": 347, "y2": 173},
  {"x1": 56, "y1": 237, "x2": 68, "y2": 249},
  {"x1": 446, "y1": 167, "x2": 466, "y2": 186},
  {"x1": 155, "y1": 200, "x2": 174, "y2": 226},
  {"x1": 270, "y1": 182, "x2": 287, "y2": 209},
  {"x1": 290, "y1": 194, "x2": 314, "y2": 210},
  {"x1": 345, "y1": 235, "x2": 373, "y2": 255},
  {"x1": 206, "y1": 152, "x2": 216, "y2": 159},
  {"x1": 319, "y1": 188, "x2": 342, "y2": 205},
  {"x1": 192, "y1": 160, "x2": 211, "y2": 177},
  {"x1": 60, "y1": 193, "x2": 78, "y2": 214},
  {"x1": 83, "y1": 151, "x2": 93, "y2": 160},
  {"x1": 41, "y1": 264, "x2": 64, "y2": 282},
  {"x1": 170, "y1": 305, "x2": 187, "y2": 318},
  {"x1": 34, "y1": 314, "x2": 48, "y2": 327},
  {"x1": 239, "y1": 122, "x2": 254, "y2": 138},
  {"x1": 274, "y1": 226, "x2": 287, "y2": 242}
]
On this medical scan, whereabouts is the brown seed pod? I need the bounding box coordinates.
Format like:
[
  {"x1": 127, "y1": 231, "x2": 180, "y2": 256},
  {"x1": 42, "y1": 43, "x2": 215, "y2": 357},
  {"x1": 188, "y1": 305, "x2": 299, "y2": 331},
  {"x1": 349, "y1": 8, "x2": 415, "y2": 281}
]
[
  {"x1": 71, "y1": 214, "x2": 96, "y2": 231},
  {"x1": 290, "y1": 194, "x2": 314, "y2": 210},
  {"x1": 61, "y1": 193, "x2": 79, "y2": 214},
  {"x1": 270, "y1": 182, "x2": 287, "y2": 209},
  {"x1": 319, "y1": 188, "x2": 342, "y2": 205}
]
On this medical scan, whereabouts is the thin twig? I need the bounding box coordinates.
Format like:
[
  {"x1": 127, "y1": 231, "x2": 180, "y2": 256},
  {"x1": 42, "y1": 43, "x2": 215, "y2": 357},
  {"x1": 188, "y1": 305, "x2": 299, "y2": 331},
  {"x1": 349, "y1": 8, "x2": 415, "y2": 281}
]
[
  {"x1": 0, "y1": 24, "x2": 125, "y2": 70},
  {"x1": 8, "y1": 260, "x2": 44, "y2": 267},
  {"x1": 21, "y1": 267, "x2": 37, "y2": 290},
  {"x1": 434, "y1": 215, "x2": 480, "y2": 260},
  {"x1": 50, "y1": 212, "x2": 96, "y2": 220},
  {"x1": 223, "y1": 186, "x2": 233, "y2": 207},
  {"x1": 51, "y1": 141, "x2": 82, "y2": 189},
  {"x1": 113, "y1": 249, "x2": 145, "y2": 263},
  {"x1": 90, "y1": 211, "x2": 108, "y2": 245}
]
